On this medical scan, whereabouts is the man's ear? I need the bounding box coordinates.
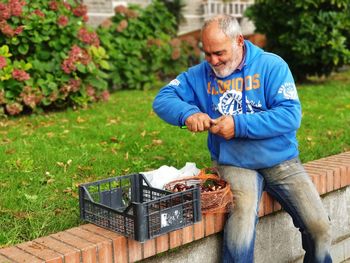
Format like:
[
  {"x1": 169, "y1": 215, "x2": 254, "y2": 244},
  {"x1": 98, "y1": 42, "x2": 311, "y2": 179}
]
[{"x1": 237, "y1": 35, "x2": 244, "y2": 46}]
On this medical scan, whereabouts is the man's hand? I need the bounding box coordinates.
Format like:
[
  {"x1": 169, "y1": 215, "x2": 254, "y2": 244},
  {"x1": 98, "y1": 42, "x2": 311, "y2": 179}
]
[
  {"x1": 185, "y1": 113, "x2": 212, "y2": 132},
  {"x1": 209, "y1": 115, "x2": 235, "y2": 140}
]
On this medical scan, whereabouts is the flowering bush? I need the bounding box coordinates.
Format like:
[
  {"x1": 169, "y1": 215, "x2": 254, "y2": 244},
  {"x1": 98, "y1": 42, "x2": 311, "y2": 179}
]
[
  {"x1": 0, "y1": 0, "x2": 110, "y2": 116},
  {"x1": 97, "y1": 0, "x2": 200, "y2": 90}
]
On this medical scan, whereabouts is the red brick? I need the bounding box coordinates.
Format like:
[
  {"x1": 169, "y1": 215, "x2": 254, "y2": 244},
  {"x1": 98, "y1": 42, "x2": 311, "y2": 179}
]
[
  {"x1": 326, "y1": 156, "x2": 350, "y2": 166},
  {"x1": 214, "y1": 213, "x2": 226, "y2": 233},
  {"x1": 204, "y1": 214, "x2": 215, "y2": 236},
  {"x1": 193, "y1": 220, "x2": 205, "y2": 240},
  {"x1": 318, "y1": 172, "x2": 327, "y2": 194},
  {"x1": 308, "y1": 173, "x2": 321, "y2": 193},
  {"x1": 324, "y1": 158, "x2": 350, "y2": 186},
  {"x1": 50, "y1": 231, "x2": 97, "y2": 263},
  {"x1": 80, "y1": 224, "x2": 128, "y2": 263},
  {"x1": 311, "y1": 160, "x2": 342, "y2": 178},
  {"x1": 309, "y1": 171, "x2": 326, "y2": 195},
  {"x1": 0, "y1": 246, "x2": 43, "y2": 262},
  {"x1": 305, "y1": 163, "x2": 339, "y2": 191},
  {"x1": 34, "y1": 236, "x2": 80, "y2": 263},
  {"x1": 143, "y1": 238, "x2": 156, "y2": 259},
  {"x1": 315, "y1": 160, "x2": 348, "y2": 188},
  {"x1": 128, "y1": 239, "x2": 142, "y2": 262},
  {"x1": 273, "y1": 199, "x2": 282, "y2": 212},
  {"x1": 66, "y1": 227, "x2": 113, "y2": 263},
  {"x1": 113, "y1": 235, "x2": 128, "y2": 263},
  {"x1": 0, "y1": 254, "x2": 14, "y2": 263},
  {"x1": 16, "y1": 241, "x2": 63, "y2": 263},
  {"x1": 264, "y1": 192, "x2": 274, "y2": 215},
  {"x1": 156, "y1": 234, "x2": 169, "y2": 254},
  {"x1": 258, "y1": 193, "x2": 265, "y2": 217},
  {"x1": 305, "y1": 165, "x2": 334, "y2": 193},
  {"x1": 169, "y1": 230, "x2": 182, "y2": 249},
  {"x1": 333, "y1": 151, "x2": 350, "y2": 158},
  {"x1": 182, "y1": 225, "x2": 193, "y2": 245},
  {"x1": 327, "y1": 158, "x2": 350, "y2": 170}
]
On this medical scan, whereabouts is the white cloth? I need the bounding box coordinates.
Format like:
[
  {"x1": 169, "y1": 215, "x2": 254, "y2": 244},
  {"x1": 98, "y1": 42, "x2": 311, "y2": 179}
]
[{"x1": 142, "y1": 162, "x2": 200, "y2": 189}]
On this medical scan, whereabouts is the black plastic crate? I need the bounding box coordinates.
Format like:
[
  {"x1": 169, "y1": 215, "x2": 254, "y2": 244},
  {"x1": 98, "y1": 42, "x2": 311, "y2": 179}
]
[{"x1": 79, "y1": 173, "x2": 202, "y2": 242}]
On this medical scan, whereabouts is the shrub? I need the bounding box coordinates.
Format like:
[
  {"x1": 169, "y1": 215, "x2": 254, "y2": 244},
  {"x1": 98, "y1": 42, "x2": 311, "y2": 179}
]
[
  {"x1": 0, "y1": 0, "x2": 110, "y2": 116},
  {"x1": 97, "y1": 0, "x2": 200, "y2": 90},
  {"x1": 245, "y1": 0, "x2": 350, "y2": 82},
  {"x1": 161, "y1": 0, "x2": 186, "y2": 31}
]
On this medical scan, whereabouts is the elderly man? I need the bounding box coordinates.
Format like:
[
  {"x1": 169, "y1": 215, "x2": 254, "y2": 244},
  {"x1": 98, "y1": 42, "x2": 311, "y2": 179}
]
[{"x1": 153, "y1": 14, "x2": 332, "y2": 263}]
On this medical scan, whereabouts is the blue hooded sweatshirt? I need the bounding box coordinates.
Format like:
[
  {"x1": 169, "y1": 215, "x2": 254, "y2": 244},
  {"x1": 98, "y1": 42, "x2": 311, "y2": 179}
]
[{"x1": 153, "y1": 40, "x2": 301, "y2": 169}]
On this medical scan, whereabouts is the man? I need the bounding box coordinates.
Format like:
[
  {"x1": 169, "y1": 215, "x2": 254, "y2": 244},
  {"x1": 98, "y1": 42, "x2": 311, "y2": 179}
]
[{"x1": 153, "y1": 14, "x2": 332, "y2": 263}]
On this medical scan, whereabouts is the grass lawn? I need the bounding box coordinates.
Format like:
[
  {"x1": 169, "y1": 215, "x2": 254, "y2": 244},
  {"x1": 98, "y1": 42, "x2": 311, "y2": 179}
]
[{"x1": 0, "y1": 70, "x2": 349, "y2": 247}]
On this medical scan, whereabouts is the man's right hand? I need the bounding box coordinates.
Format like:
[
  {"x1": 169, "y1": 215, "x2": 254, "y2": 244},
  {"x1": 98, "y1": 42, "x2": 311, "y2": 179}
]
[{"x1": 185, "y1": 113, "x2": 212, "y2": 132}]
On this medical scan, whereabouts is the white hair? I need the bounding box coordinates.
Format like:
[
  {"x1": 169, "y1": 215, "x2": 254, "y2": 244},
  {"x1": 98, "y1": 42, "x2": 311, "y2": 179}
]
[{"x1": 202, "y1": 14, "x2": 242, "y2": 40}]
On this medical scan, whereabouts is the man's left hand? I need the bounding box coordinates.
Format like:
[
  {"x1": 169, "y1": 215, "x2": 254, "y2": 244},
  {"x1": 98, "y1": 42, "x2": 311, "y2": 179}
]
[{"x1": 209, "y1": 116, "x2": 235, "y2": 140}]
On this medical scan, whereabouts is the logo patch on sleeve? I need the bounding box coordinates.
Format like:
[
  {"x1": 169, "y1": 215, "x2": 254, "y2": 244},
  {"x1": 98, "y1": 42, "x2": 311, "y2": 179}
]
[
  {"x1": 278, "y1": 82, "x2": 298, "y2": 100},
  {"x1": 168, "y1": 79, "x2": 180, "y2": 86}
]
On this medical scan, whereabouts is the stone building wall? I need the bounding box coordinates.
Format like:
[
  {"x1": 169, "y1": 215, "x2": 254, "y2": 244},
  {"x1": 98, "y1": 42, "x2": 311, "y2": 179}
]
[{"x1": 83, "y1": 0, "x2": 256, "y2": 36}]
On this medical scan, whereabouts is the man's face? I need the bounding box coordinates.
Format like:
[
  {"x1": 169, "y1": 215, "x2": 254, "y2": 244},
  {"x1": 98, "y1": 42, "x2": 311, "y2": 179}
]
[{"x1": 202, "y1": 23, "x2": 244, "y2": 78}]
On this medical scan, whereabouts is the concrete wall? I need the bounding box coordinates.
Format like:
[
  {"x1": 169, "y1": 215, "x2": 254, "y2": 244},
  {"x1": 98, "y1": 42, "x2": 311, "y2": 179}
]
[
  {"x1": 83, "y1": 0, "x2": 114, "y2": 27},
  {"x1": 141, "y1": 186, "x2": 350, "y2": 263},
  {"x1": 83, "y1": 0, "x2": 256, "y2": 36}
]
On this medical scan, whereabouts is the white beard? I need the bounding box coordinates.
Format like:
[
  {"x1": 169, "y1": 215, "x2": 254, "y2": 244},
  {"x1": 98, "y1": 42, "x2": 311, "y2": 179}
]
[{"x1": 210, "y1": 61, "x2": 237, "y2": 78}]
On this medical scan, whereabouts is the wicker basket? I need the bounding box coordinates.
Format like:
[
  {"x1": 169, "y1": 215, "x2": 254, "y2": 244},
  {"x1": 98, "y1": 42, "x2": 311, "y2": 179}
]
[{"x1": 164, "y1": 168, "x2": 233, "y2": 214}]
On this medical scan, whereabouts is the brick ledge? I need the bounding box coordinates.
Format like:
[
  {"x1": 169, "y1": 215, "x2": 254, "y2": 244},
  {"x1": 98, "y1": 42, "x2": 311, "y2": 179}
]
[{"x1": 0, "y1": 152, "x2": 349, "y2": 263}]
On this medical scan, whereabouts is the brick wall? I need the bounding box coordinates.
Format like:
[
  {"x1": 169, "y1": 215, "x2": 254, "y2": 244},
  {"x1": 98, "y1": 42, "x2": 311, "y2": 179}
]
[{"x1": 0, "y1": 152, "x2": 349, "y2": 263}]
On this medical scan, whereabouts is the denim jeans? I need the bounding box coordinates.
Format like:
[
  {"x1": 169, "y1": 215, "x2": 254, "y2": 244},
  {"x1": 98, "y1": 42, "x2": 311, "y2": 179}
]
[{"x1": 216, "y1": 157, "x2": 332, "y2": 263}]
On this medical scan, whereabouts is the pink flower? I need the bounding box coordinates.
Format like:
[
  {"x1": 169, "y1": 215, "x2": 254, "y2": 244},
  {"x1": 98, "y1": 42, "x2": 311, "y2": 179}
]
[
  {"x1": 12, "y1": 69, "x2": 30, "y2": 81},
  {"x1": 69, "y1": 45, "x2": 91, "y2": 65},
  {"x1": 20, "y1": 86, "x2": 42, "y2": 108},
  {"x1": 14, "y1": 25, "x2": 23, "y2": 35},
  {"x1": 171, "y1": 48, "x2": 181, "y2": 60},
  {"x1": 59, "y1": 85, "x2": 70, "y2": 98},
  {"x1": 114, "y1": 5, "x2": 128, "y2": 15},
  {"x1": 58, "y1": 79, "x2": 81, "y2": 97},
  {"x1": 100, "y1": 90, "x2": 110, "y2": 102},
  {"x1": 5, "y1": 102, "x2": 23, "y2": 115},
  {"x1": 1, "y1": 22, "x2": 15, "y2": 37},
  {"x1": 63, "y1": 2, "x2": 71, "y2": 10},
  {"x1": 22, "y1": 92, "x2": 37, "y2": 108},
  {"x1": 116, "y1": 20, "x2": 128, "y2": 32},
  {"x1": 147, "y1": 38, "x2": 162, "y2": 47},
  {"x1": 77, "y1": 28, "x2": 100, "y2": 47},
  {"x1": 49, "y1": 91, "x2": 58, "y2": 102},
  {"x1": 61, "y1": 45, "x2": 91, "y2": 74},
  {"x1": 61, "y1": 58, "x2": 76, "y2": 74},
  {"x1": 57, "y1": 15, "x2": 69, "y2": 27},
  {"x1": 33, "y1": 9, "x2": 45, "y2": 18},
  {"x1": 86, "y1": 85, "x2": 95, "y2": 97},
  {"x1": 0, "y1": 56, "x2": 7, "y2": 69},
  {"x1": 69, "y1": 78, "x2": 81, "y2": 92},
  {"x1": 0, "y1": 3, "x2": 11, "y2": 20},
  {"x1": 126, "y1": 10, "x2": 138, "y2": 19},
  {"x1": 9, "y1": 0, "x2": 25, "y2": 17},
  {"x1": 101, "y1": 18, "x2": 112, "y2": 29},
  {"x1": 49, "y1": 1, "x2": 59, "y2": 11},
  {"x1": 73, "y1": 4, "x2": 87, "y2": 17}
]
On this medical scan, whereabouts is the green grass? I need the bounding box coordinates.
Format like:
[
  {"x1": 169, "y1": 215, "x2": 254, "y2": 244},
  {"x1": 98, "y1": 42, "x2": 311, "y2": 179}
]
[
  {"x1": 0, "y1": 70, "x2": 349, "y2": 247},
  {"x1": 297, "y1": 71, "x2": 350, "y2": 161}
]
